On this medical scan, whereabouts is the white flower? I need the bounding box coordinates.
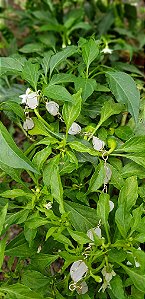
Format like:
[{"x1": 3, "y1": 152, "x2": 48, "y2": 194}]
[
  {"x1": 76, "y1": 281, "x2": 88, "y2": 295},
  {"x1": 70, "y1": 260, "x2": 88, "y2": 283},
  {"x1": 104, "y1": 166, "x2": 112, "y2": 184},
  {"x1": 87, "y1": 227, "x2": 102, "y2": 241},
  {"x1": 101, "y1": 47, "x2": 113, "y2": 54},
  {"x1": 99, "y1": 264, "x2": 116, "y2": 292},
  {"x1": 109, "y1": 200, "x2": 114, "y2": 212},
  {"x1": 37, "y1": 245, "x2": 42, "y2": 253},
  {"x1": 68, "y1": 122, "x2": 81, "y2": 135},
  {"x1": 19, "y1": 88, "x2": 39, "y2": 109},
  {"x1": 92, "y1": 136, "x2": 105, "y2": 151},
  {"x1": 23, "y1": 117, "x2": 34, "y2": 131},
  {"x1": 135, "y1": 261, "x2": 140, "y2": 268},
  {"x1": 46, "y1": 101, "x2": 59, "y2": 116},
  {"x1": 44, "y1": 202, "x2": 52, "y2": 210}
]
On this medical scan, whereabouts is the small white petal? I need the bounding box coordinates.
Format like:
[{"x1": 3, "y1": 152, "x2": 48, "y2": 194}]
[
  {"x1": 44, "y1": 202, "x2": 52, "y2": 210},
  {"x1": 37, "y1": 245, "x2": 42, "y2": 253},
  {"x1": 135, "y1": 261, "x2": 140, "y2": 268},
  {"x1": 92, "y1": 136, "x2": 105, "y2": 151},
  {"x1": 23, "y1": 118, "x2": 34, "y2": 131},
  {"x1": 76, "y1": 281, "x2": 88, "y2": 295},
  {"x1": 127, "y1": 261, "x2": 132, "y2": 266},
  {"x1": 46, "y1": 101, "x2": 59, "y2": 116},
  {"x1": 70, "y1": 260, "x2": 88, "y2": 283},
  {"x1": 68, "y1": 122, "x2": 81, "y2": 135},
  {"x1": 101, "y1": 47, "x2": 113, "y2": 54},
  {"x1": 104, "y1": 166, "x2": 112, "y2": 184},
  {"x1": 87, "y1": 227, "x2": 102, "y2": 241},
  {"x1": 109, "y1": 200, "x2": 114, "y2": 212}
]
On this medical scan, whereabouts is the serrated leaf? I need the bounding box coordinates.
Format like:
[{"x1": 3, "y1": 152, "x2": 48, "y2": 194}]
[
  {"x1": 88, "y1": 163, "x2": 105, "y2": 193},
  {"x1": 106, "y1": 71, "x2": 140, "y2": 123},
  {"x1": 0, "y1": 122, "x2": 38, "y2": 173},
  {"x1": 19, "y1": 43, "x2": 44, "y2": 53},
  {"x1": 97, "y1": 193, "x2": 110, "y2": 224},
  {"x1": 118, "y1": 176, "x2": 138, "y2": 211},
  {"x1": 49, "y1": 45, "x2": 78, "y2": 76},
  {"x1": 120, "y1": 264, "x2": 145, "y2": 293},
  {"x1": 69, "y1": 140, "x2": 99, "y2": 156},
  {"x1": 22, "y1": 61, "x2": 40, "y2": 90},
  {"x1": 74, "y1": 77, "x2": 97, "y2": 102},
  {"x1": 82, "y1": 39, "x2": 99, "y2": 71},
  {"x1": 0, "y1": 204, "x2": 8, "y2": 235},
  {"x1": 115, "y1": 136, "x2": 145, "y2": 153},
  {"x1": 1, "y1": 283, "x2": 44, "y2": 299},
  {"x1": 0, "y1": 57, "x2": 25, "y2": 75}
]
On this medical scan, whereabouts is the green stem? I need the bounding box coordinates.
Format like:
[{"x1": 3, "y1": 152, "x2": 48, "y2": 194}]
[
  {"x1": 88, "y1": 122, "x2": 102, "y2": 141},
  {"x1": 121, "y1": 112, "x2": 128, "y2": 126},
  {"x1": 27, "y1": 170, "x2": 38, "y2": 185},
  {"x1": 104, "y1": 223, "x2": 111, "y2": 244},
  {"x1": 34, "y1": 109, "x2": 63, "y2": 140}
]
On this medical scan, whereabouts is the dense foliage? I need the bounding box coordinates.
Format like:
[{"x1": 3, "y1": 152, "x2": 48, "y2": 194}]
[{"x1": 0, "y1": 0, "x2": 145, "y2": 298}]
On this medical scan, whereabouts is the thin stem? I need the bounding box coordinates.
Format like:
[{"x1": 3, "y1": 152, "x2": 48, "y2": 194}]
[
  {"x1": 121, "y1": 112, "x2": 128, "y2": 126},
  {"x1": 27, "y1": 170, "x2": 38, "y2": 185},
  {"x1": 104, "y1": 223, "x2": 111, "y2": 244},
  {"x1": 88, "y1": 122, "x2": 101, "y2": 141}
]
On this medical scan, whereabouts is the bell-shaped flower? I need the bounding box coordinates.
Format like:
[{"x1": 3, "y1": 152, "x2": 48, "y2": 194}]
[
  {"x1": 92, "y1": 136, "x2": 105, "y2": 151},
  {"x1": 99, "y1": 264, "x2": 116, "y2": 292},
  {"x1": 87, "y1": 226, "x2": 102, "y2": 241},
  {"x1": 19, "y1": 88, "x2": 39, "y2": 109},
  {"x1": 23, "y1": 117, "x2": 34, "y2": 131},
  {"x1": 70, "y1": 260, "x2": 88, "y2": 283},
  {"x1": 46, "y1": 101, "x2": 59, "y2": 116},
  {"x1": 76, "y1": 281, "x2": 88, "y2": 295},
  {"x1": 68, "y1": 122, "x2": 81, "y2": 135},
  {"x1": 101, "y1": 46, "x2": 113, "y2": 54},
  {"x1": 109, "y1": 200, "x2": 114, "y2": 212},
  {"x1": 104, "y1": 166, "x2": 112, "y2": 184}
]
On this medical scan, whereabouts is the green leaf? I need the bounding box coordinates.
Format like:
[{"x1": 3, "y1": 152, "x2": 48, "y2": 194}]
[
  {"x1": 28, "y1": 117, "x2": 54, "y2": 137},
  {"x1": 0, "y1": 161, "x2": 26, "y2": 186},
  {"x1": 49, "y1": 45, "x2": 78, "y2": 76},
  {"x1": 0, "y1": 236, "x2": 7, "y2": 270},
  {"x1": 50, "y1": 162, "x2": 64, "y2": 213},
  {"x1": 74, "y1": 77, "x2": 97, "y2": 102},
  {"x1": 69, "y1": 140, "x2": 99, "y2": 156},
  {"x1": 0, "y1": 57, "x2": 25, "y2": 75},
  {"x1": 32, "y1": 146, "x2": 52, "y2": 171},
  {"x1": 43, "y1": 155, "x2": 60, "y2": 187},
  {"x1": 115, "y1": 136, "x2": 145, "y2": 153},
  {"x1": 62, "y1": 89, "x2": 82, "y2": 133},
  {"x1": 120, "y1": 263, "x2": 145, "y2": 293},
  {"x1": 115, "y1": 205, "x2": 132, "y2": 238},
  {"x1": 98, "y1": 99, "x2": 123, "y2": 126},
  {"x1": 21, "y1": 270, "x2": 50, "y2": 290},
  {"x1": 118, "y1": 176, "x2": 138, "y2": 211},
  {"x1": 41, "y1": 50, "x2": 53, "y2": 77},
  {"x1": 106, "y1": 71, "x2": 140, "y2": 123},
  {"x1": 43, "y1": 84, "x2": 73, "y2": 103},
  {"x1": 88, "y1": 163, "x2": 105, "y2": 193},
  {"x1": 19, "y1": 43, "x2": 44, "y2": 53},
  {"x1": 97, "y1": 193, "x2": 110, "y2": 225},
  {"x1": 64, "y1": 201, "x2": 98, "y2": 232},
  {"x1": 0, "y1": 122, "x2": 38, "y2": 173},
  {"x1": 1, "y1": 189, "x2": 32, "y2": 199},
  {"x1": 67, "y1": 228, "x2": 91, "y2": 244},
  {"x1": 50, "y1": 73, "x2": 76, "y2": 85},
  {"x1": 110, "y1": 275, "x2": 125, "y2": 299},
  {"x1": 0, "y1": 204, "x2": 8, "y2": 235},
  {"x1": 22, "y1": 61, "x2": 40, "y2": 90},
  {"x1": 1, "y1": 283, "x2": 44, "y2": 299},
  {"x1": 1, "y1": 102, "x2": 25, "y2": 120},
  {"x1": 30, "y1": 254, "x2": 59, "y2": 273},
  {"x1": 82, "y1": 39, "x2": 99, "y2": 71},
  {"x1": 122, "y1": 162, "x2": 145, "y2": 179}
]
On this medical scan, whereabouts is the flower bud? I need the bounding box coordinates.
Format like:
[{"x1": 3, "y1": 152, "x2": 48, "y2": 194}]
[
  {"x1": 23, "y1": 117, "x2": 34, "y2": 130},
  {"x1": 92, "y1": 136, "x2": 105, "y2": 151}
]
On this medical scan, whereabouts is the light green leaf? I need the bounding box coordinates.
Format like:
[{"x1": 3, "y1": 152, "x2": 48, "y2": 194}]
[
  {"x1": 120, "y1": 263, "x2": 145, "y2": 293},
  {"x1": 82, "y1": 39, "x2": 99, "y2": 71},
  {"x1": 0, "y1": 189, "x2": 32, "y2": 199},
  {"x1": 67, "y1": 228, "x2": 91, "y2": 244},
  {"x1": 97, "y1": 193, "x2": 110, "y2": 225},
  {"x1": 106, "y1": 71, "x2": 140, "y2": 123},
  {"x1": 115, "y1": 136, "x2": 145, "y2": 153},
  {"x1": 118, "y1": 176, "x2": 138, "y2": 211},
  {"x1": 0, "y1": 236, "x2": 7, "y2": 270},
  {"x1": 69, "y1": 141, "x2": 99, "y2": 156},
  {"x1": 43, "y1": 84, "x2": 73, "y2": 103},
  {"x1": 43, "y1": 155, "x2": 60, "y2": 187},
  {"x1": 99, "y1": 99, "x2": 123, "y2": 126},
  {"x1": 88, "y1": 163, "x2": 105, "y2": 193},
  {"x1": 50, "y1": 163, "x2": 64, "y2": 213},
  {"x1": 64, "y1": 201, "x2": 98, "y2": 232},
  {"x1": 115, "y1": 205, "x2": 132, "y2": 238},
  {"x1": 1, "y1": 283, "x2": 44, "y2": 299},
  {"x1": 32, "y1": 146, "x2": 52, "y2": 171},
  {"x1": 110, "y1": 275, "x2": 125, "y2": 299},
  {"x1": 0, "y1": 57, "x2": 25, "y2": 75},
  {"x1": 0, "y1": 161, "x2": 26, "y2": 186},
  {"x1": 0, "y1": 122, "x2": 38, "y2": 173},
  {"x1": 19, "y1": 43, "x2": 44, "y2": 53},
  {"x1": 49, "y1": 45, "x2": 78, "y2": 76},
  {"x1": 74, "y1": 77, "x2": 97, "y2": 102},
  {"x1": 21, "y1": 270, "x2": 50, "y2": 290},
  {"x1": 41, "y1": 50, "x2": 53, "y2": 77},
  {"x1": 22, "y1": 61, "x2": 40, "y2": 90},
  {"x1": 62, "y1": 89, "x2": 82, "y2": 133},
  {"x1": 0, "y1": 204, "x2": 8, "y2": 235},
  {"x1": 50, "y1": 73, "x2": 76, "y2": 85}
]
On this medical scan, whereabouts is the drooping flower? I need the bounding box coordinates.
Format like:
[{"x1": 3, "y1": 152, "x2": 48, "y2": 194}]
[
  {"x1": 46, "y1": 101, "x2": 59, "y2": 116},
  {"x1": 70, "y1": 260, "x2": 88, "y2": 283},
  {"x1": 19, "y1": 88, "x2": 39, "y2": 109},
  {"x1": 87, "y1": 226, "x2": 102, "y2": 241},
  {"x1": 68, "y1": 122, "x2": 81, "y2": 135},
  {"x1": 99, "y1": 264, "x2": 116, "y2": 292},
  {"x1": 104, "y1": 166, "x2": 112, "y2": 184},
  {"x1": 101, "y1": 46, "x2": 113, "y2": 54},
  {"x1": 23, "y1": 117, "x2": 34, "y2": 131},
  {"x1": 76, "y1": 281, "x2": 88, "y2": 295},
  {"x1": 44, "y1": 202, "x2": 52, "y2": 210},
  {"x1": 109, "y1": 200, "x2": 114, "y2": 212},
  {"x1": 92, "y1": 136, "x2": 105, "y2": 151}
]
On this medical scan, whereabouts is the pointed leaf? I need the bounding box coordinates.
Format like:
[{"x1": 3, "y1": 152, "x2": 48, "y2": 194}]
[{"x1": 22, "y1": 61, "x2": 40, "y2": 90}]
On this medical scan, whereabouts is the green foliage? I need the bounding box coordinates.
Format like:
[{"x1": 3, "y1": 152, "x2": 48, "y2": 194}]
[{"x1": 0, "y1": 0, "x2": 145, "y2": 298}]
